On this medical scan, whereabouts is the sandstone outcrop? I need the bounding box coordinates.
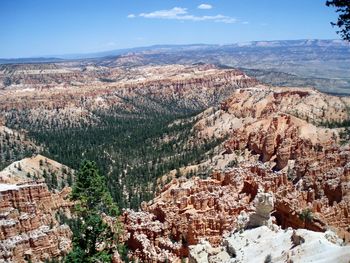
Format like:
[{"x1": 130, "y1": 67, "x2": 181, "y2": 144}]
[
  {"x1": 0, "y1": 65, "x2": 258, "y2": 129},
  {"x1": 188, "y1": 240, "x2": 230, "y2": 263},
  {"x1": 246, "y1": 192, "x2": 274, "y2": 228},
  {"x1": 193, "y1": 87, "x2": 350, "y2": 170},
  {"x1": 122, "y1": 157, "x2": 350, "y2": 262},
  {"x1": 0, "y1": 182, "x2": 72, "y2": 263},
  {"x1": 223, "y1": 113, "x2": 339, "y2": 171},
  {"x1": 221, "y1": 86, "x2": 349, "y2": 123},
  {"x1": 188, "y1": 191, "x2": 350, "y2": 263},
  {"x1": 191, "y1": 87, "x2": 350, "y2": 183}
]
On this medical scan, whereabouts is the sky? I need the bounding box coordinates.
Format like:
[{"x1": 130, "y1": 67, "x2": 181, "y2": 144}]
[{"x1": 0, "y1": 0, "x2": 340, "y2": 58}]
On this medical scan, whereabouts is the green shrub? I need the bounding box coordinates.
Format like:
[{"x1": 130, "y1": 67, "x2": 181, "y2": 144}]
[{"x1": 299, "y1": 208, "x2": 313, "y2": 222}]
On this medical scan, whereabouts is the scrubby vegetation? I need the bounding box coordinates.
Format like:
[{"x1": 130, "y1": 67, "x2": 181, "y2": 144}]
[
  {"x1": 299, "y1": 208, "x2": 313, "y2": 223},
  {"x1": 5, "y1": 103, "x2": 221, "y2": 209},
  {"x1": 0, "y1": 129, "x2": 37, "y2": 170}
]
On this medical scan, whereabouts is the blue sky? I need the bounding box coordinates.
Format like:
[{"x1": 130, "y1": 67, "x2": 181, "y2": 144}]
[{"x1": 0, "y1": 0, "x2": 339, "y2": 58}]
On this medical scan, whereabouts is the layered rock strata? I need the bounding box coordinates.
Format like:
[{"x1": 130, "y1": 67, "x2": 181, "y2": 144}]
[
  {"x1": 122, "y1": 156, "x2": 350, "y2": 262},
  {"x1": 0, "y1": 65, "x2": 258, "y2": 129},
  {"x1": 0, "y1": 182, "x2": 72, "y2": 263}
]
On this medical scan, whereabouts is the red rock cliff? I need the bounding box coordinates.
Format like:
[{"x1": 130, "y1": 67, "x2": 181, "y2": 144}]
[{"x1": 0, "y1": 182, "x2": 72, "y2": 263}]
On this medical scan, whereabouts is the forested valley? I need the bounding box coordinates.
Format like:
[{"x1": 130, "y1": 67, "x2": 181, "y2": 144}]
[{"x1": 4, "y1": 99, "x2": 223, "y2": 209}]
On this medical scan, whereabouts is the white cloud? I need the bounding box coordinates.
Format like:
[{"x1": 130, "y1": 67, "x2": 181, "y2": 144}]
[
  {"x1": 127, "y1": 14, "x2": 136, "y2": 18},
  {"x1": 139, "y1": 7, "x2": 187, "y2": 19},
  {"x1": 130, "y1": 7, "x2": 237, "y2": 24},
  {"x1": 198, "y1": 4, "x2": 212, "y2": 10}
]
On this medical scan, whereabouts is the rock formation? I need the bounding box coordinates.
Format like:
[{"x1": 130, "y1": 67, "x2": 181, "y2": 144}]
[
  {"x1": 221, "y1": 86, "x2": 349, "y2": 122},
  {"x1": 246, "y1": 192, "x2": 274, "y2": 229},
  {"x1": 0, "y1": 64, "x2": 349, "y2": 263},
  {"x1": 188, "y1": 192, "x2": 350, "y2": 263},
  {"x1": 188, "y1": 239, "x2": 230, "y2": 263},
  {"x1": 0, "y1": 182, "x2": 72, "y2": 262},
  {"x1": 187, "y1": 191, "x2": 350, "y2": 263},
  {"x1": 122, "y1": 156, "x2": 350, "y2": 262},
  {"x1": 0, "y1": 65, "x2": 258, "y2": 129}
]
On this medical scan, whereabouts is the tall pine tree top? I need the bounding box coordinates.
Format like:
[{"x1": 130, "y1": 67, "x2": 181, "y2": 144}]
[{"x1": 71, "y1": 160, "x2": 119, "y2": 217}]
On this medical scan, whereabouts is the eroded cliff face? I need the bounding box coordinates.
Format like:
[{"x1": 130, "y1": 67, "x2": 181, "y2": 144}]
[
  {"x1": 223, "y1": 114, "x2": 336, "y2": 170},
  {"x1": 197, "y1": 85, "x2": 348, "y2": 131},
  {"x1": 122, "y1": 157, "x2": 350, "y2": 262},
  {"x1": 220, "y1": 87, "x2": 347, "y2": 169},
  {"x1": 0, "y1": 181, "x2": 72, "y2": 262},
  {"x1": 220, "y1": 86, "x2": 349, "y2": 121},
  {"x1": 188, "y1": 193, "x2": 350, "y2": 263},
  {"x1": 1, "y1": 67, "x2": 349, "y2": 263},
  {"x1": 121, "y1": 86, "x2": 350, "y2": 262},
  {"x1": 0, "y1": 65, "x2": 258, "y2": 129}
]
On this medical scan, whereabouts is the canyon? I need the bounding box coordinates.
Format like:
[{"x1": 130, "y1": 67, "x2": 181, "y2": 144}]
[
  {"x1": 121, "y1": 85, "x2": 350, "y2": 261},
  {"x1": 0, "y1": 64, "x2": 257, "y2": 127},
  {"x1": 0, "y1": 60, "x2": 349, "y2": 262}
]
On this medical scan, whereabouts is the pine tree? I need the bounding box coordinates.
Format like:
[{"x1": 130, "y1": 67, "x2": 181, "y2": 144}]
[
  {"x1": 67, "y1": 172, "x2": 73, "y2": 187},
  {"x1": 51, "y1": 173, "x2": 58, "y2": 189},
  {"x1": 71, "y1": 161, "x2": 118, "y2": 216},
  {"x1": 65, "y1": 161, "x2": 123, "y2": 263}
]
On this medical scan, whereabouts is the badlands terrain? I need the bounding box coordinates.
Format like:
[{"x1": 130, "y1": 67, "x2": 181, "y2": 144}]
[
  {"x1": 0, "y1": 44, "x2": 350, "y2": 262},
  {"x1": 2, "y1": 39, "x2": 349, "y2": 95}
]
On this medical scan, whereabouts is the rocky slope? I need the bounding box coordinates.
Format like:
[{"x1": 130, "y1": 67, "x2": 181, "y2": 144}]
[
  {"x1": 0, "y1": 180, "x2": 72, "y2": 263},
  {"x1": 122, "y1": 157, "x2": 350, "y2": 262},
  {"x1": 0, "y1": 64, "x2": 258, "y2": 129},
  {"x1": 0, "y1": 125, "x2": 39, "y2": 170},
  {"x1": 192, "y1": 86, "x2": 350, "y2": 170},
  {"x1": 0, "y1": 147, "x2": 76, "y2": 263},
  {"x1": 0, "y1": 154, "x2": 74, "y2": 191},
  {"x1": 196, "y1": 85, "x2": 349, "y2": 140},
  {"x1": 0, "y1": 62, "x2": 349, "y2": 262},
  {"x1": 188, "y1": 192, "x2": 350, "y2": 263},
  {"x1": 120, "y1": 86, "x2": 350, "y2": 262}
]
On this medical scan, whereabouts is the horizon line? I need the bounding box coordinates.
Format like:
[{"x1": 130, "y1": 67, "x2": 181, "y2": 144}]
[{"x1": 0, "y1": 38, "x2": 344, "y2": 60}]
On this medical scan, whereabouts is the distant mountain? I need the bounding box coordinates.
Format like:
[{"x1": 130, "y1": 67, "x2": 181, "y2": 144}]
[
  {"x1": 2, "y1": 39, "x2": 348, "y2": 63},
  {"x1": 1, "y1": 39, "x2": 349, "y2": 94},
  {"x1": 71, "y1": 39, "x2": 350, "y2": 58},
  {"x1": 57, "y1": 44, "x2": 216, "y2": 59},
  {"x1": 58, "y1": 39, "x2": 350, "y2": 59},
  {"x1": 0, "y1": 44, "x2": 215, "y2": 63},
  {"x1": 229, "y1": 39, "x2": 349, "y2": 48},
  {"x1": 0, "y1": 57, "x2": 64, "y2": 64}
]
